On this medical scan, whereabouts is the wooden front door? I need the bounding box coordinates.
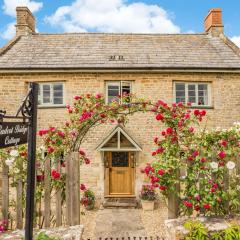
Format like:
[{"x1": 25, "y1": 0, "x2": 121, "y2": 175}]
[{"x1": 109, "y1": 152, "x2": 134, "y2": 196}]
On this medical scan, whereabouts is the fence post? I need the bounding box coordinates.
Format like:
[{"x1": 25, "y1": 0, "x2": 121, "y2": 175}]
[
  {"x1": 223, "y1": 170, "x2": 229, "y2": 213},
  {"x1": 44, "y1": 157, "x2": 51, "y2": 228},
  {"x1": 66, "y1": 152, "x2": 80, "y2": 225},
  {"x1": 16, "y1": 162, "x2": 23, "y2": 229},
  {"x1": 55, "y1": 159, "x2": 62, "y2": 227},
  {"x1": 168, "y1": 170, "x2": 179, "y2": 219},
  {"x1": 2, "y1": 163, "x2": 9, "y2": 224}
]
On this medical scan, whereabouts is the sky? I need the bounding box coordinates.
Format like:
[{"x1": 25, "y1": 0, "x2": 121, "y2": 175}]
[{"x1": 0, "y1": 0, "x2": 240, "y2": 48}]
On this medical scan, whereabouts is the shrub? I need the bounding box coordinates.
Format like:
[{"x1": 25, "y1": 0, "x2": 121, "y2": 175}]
[
  {"x1": 183, "y1": 220, "x2": 240, "y2": 240},
  {"x1": 139, "y1": 184, "x2": 156, "y2": 201}
]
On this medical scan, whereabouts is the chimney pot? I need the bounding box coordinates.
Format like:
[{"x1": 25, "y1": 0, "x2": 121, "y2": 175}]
[
  {"x1": 204, "y1": 8, "x2": 224, "y2": 36},
  {"x1": 15, "y1": 6, "x2": 35, "y2": 36}
]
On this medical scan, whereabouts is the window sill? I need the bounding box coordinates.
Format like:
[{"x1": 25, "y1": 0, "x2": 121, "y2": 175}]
[
  {"x1": 38, "y1": 105, "x2": 66, "y2": 109},
  {"x1": 189, "y1": 106, "x2": 214, "y2": 110}
]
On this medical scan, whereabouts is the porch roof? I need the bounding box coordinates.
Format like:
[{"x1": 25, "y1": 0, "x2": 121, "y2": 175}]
[{"x1": 96, "y1": 125, "x2": 142, "y2": 152}]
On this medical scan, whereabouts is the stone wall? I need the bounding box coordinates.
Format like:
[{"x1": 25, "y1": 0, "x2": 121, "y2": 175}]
[
  {"x1": 0, "y1": 71, "x2": 239, "y2": 205},
  {"x1": 164, "y1": 217, "x2": 240, "y2": 240}
]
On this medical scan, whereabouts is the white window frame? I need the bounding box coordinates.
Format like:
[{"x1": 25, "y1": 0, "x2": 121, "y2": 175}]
[
  {"x1": 38, "y1": 82, "x2": 65, "y2": 107},
  {"x1": 173, "y1": 82, "x2": 212, "y2": 107},
  {"x1": 105, "y1": 81, "x2": 133, "y2": 103}
]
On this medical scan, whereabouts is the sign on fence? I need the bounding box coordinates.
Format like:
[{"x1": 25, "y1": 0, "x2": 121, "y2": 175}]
[{"x1": 0, "y1": 122, "x2": 28, "y2": 148}]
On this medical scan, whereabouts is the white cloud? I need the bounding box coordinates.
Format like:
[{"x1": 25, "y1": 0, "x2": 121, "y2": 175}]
[
  {"x1": 0, "y1": 22, "x2": 16, "y2": 40},
  {"x1": 45, "y1": 0, "x2": 180, "y2": 34},
  {"x1": 231, "y1": 36, "x2": 240, "y2": 48},
  {"x1": 3, "y1": 0, "x2": 43, "y2": 17}
]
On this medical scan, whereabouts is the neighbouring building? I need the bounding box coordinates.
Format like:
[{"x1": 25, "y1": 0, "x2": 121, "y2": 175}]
[{"x1": 0, "y1": 7, "x2": 240, "y2": 216}]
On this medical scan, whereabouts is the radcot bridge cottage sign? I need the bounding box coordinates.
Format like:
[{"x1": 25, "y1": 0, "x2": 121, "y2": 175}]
[
  {"x1": 0, "y1": 82, "x2": 38, "y2": 240},
  {"x1": 0, "y1": 122, "x2": 28, "y2": 148}
]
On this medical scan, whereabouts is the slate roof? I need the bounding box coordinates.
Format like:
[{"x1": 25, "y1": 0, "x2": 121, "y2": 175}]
[{"x1": 0, "y1": 33, "x2": 240, "y2": 70}]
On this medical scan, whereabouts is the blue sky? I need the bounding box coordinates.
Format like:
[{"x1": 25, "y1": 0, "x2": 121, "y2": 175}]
[{"x1": 0, "y1": 0, "x2": 240, "y2": 48}]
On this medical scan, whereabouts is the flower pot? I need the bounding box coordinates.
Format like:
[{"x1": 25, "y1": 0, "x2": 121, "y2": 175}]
[
  {"x1": 85, "y1": 202, "x2": 95, "y2": 210},
  {"x1": 141, "y1": 200, "x2": 155, "y2": 211}
]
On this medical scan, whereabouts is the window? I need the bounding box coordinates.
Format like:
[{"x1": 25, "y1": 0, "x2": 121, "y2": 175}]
[
  {"x1": 174, "y1": 82, "x2": 211, "y2": 106},
  {"x1": 106, "y1": 81, "x2": 132, "y2": 103},
  {"x1": 38, "y1": 82, "x2": 65, "y2": 107}
]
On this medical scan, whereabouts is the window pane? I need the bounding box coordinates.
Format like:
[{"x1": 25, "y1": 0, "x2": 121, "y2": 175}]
[
  {"x1": 43, "y1": 85, "x2": 50, "y2": 104},
  {"x1": 198, "y1": 84, "x2": 208, "y2": 105},
  {"x1": 188, "y1": 84, "x2": 196, "y2": 104},
  {"x1": 53, "y1": 84, "x2": 63, "y2": 104},
  {"x1": 121, "y1": 82, "x2": 131, "y2": 96},
  {"x1": 175, "y1": 83, "x2": 185, "y2": 103},
  {"x1": 108, "y1": 84, "x2": 120, "y2": 103},
  {"x1": 38, "y1": 86, "x2": 42, "y2": 105}
]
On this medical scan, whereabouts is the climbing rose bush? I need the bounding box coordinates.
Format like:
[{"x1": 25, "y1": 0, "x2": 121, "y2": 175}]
[{"x1": 144, "y1": 102, "x2": 240, "y2": 217}]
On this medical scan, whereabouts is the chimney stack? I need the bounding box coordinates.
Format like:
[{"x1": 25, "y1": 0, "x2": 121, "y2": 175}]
[
  {"x1": 15, "y1": 7, "x2": 35, "y2": 36},
  {"x1": 204, "y1": 8, "x2": 224, "y2": 36}
]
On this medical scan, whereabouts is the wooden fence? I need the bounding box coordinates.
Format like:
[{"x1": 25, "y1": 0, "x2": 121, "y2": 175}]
[
  {"x1": 0, "y1": 152, "x2": 81, "y2": 229},
  {"x1": 1, "y1": 151, "x2": 239, "y2": 229}
]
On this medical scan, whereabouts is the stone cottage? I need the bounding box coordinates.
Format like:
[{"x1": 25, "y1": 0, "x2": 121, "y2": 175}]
[{"x1": 0, "y1": 7, "x2": 240, "y2": 214}]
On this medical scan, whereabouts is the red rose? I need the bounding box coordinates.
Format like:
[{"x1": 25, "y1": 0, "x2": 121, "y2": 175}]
[
  {"x1": 49, "y1": 127, "x2": 56, "y2": 132},
  {"x1": 195, "y1": 195, "x2": 201, "y2": 201},
  {"x1": 200, "y1": 157, "x2": 206, "y2": 163},
  {"x1": 37, "y1": 175, "x2": 44, "y2": 182},
  {"x1": 154, "y1": 137, "x2": 158, "y2": 144},
  {"x1": 158, "y1": 169, "x2": 165, "y2": 176},
  {"x1": 47, "y1": 146, "x2": 54, "y2": 154},
  {"x1": 189, "y1": 127, "x2": 194, "y2": 133},
  {"x1": 57, "y1": 131, "x2": 65, "y2": 138},
  {"x1": 166, "y1": 127, "x2": 173, "y2": 135},
  {"x1": 183, "y1": 201, "x2": 193, "y2": 208},
  {"x1": 178, "y1": 121, "x2": 183, "y2": 127},
  {"x1": 95, "y1": 93, "x2": 102, "y2": 99},
  {"x1": 194, "y1": 109, "x2": 200, "y2": 116},
  {"x1": 161, "y1": 131, "x2": 166, "y2": 136},
  {"x1": 203, "y1": 204, "x2": 211, "y2": 210},
  {"x1": 51, "y1": 170, "x2": 60, "y2": 180},
  {"x1": 218, "y1": 161, "x2": 225, "y2": 167},
  {"x1": 185, "y1": 113, "x2": 190, "y2": 119},
  {"x1": 100, "y1": 113, "x2": 106, "y2": 118},
  {"x1": 211, "y1": 188, "x2": 216, "y2": 193},
  {"x1": 152, "y1": 151, "x2": 156, "y2": 156},
  {"x1": 178, "y1": 102, "x2": 184, "y2": 107},
  {"x1": 218, "y1": 151, "x2": 226, "y2": 159},
  {"x1": 156, "y1": 113, "x2": 164, "y2": 121},
  {"x1": 156, "y1": 147, "x2": 164, "y2": 154},
  {"x1": 200, "y1": 110, "x2": 206, "y2": 116},
  {"x1": 187, "y1": 156, "x2": 194, "y2": 161},
  {"x1": 159, "y1": 185, "x2": 167, "y2": 191},
  {"x1": 80, "y1": 184, "x2": 86, "y2": 191},
  {"x1": 192, "y1": 151, "x2": 199, "y2": 157},
  {"x1": 74, "y1": 96, "x2": 82, "y2": 100},
  {"x1": 220, "y1": 140, "x2": 228, "y2": 147},
  {"x1": 194, "y1": 205, "x2": 200, "y2": 211},
  {"x1": 144, "y1": 165, "x2": 154, "y2": 175},
  {"x1": 151, "y1": 176, "x2": 159, "y2": 184},
  {"x1": 79, "y1": 150, "x2": 86, "y2": 156},
  {"x1": 84, "y1": 158, "x2": 90, "y2": 164},
  {"x1": 171, "y1": 135, "x2": 178, "y2": 142}
]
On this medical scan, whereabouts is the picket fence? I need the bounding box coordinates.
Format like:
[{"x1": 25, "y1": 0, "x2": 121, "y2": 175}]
[
  {"x1": 1, "y1": 152, "x2": 239, "y2": 230},
  {"x1": 1, "y1": 152, "x2": 80, "y2": 229}
]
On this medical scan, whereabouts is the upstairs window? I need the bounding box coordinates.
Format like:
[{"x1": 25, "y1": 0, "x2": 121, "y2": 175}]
[
  {"x1": 106, "y1": 81, "x2": 132, "y2": 103},
  {"x1": 38, "y1": 82, "x2": 65, "y2": 107},
  {"x1": 174, "y1": 82, "x2": 211, "y2": 107}
]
